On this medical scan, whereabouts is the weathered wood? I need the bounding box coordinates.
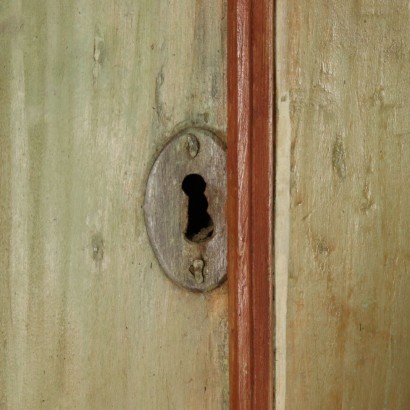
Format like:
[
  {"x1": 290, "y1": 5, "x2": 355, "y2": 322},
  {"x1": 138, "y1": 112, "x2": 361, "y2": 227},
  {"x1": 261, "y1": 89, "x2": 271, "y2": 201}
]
[
  {"x1": 0, "y1": 0, "x2": 228, "y2": 409},
  {"x1": 227, "y1": 0, "x2": 275, "y2": 408},
  {"x1": 277, "y1": 1, "x2": 410, "y2": 408},
  {"x1": 144, "y1": 127, "x2": 227, "y2": 293}
]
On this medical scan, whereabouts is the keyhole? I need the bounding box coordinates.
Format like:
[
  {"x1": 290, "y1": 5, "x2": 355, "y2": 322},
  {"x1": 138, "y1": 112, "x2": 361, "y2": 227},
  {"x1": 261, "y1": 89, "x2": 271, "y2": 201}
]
[{"x1": 182, "y1": 174, "x2": 214, "y2": 243}]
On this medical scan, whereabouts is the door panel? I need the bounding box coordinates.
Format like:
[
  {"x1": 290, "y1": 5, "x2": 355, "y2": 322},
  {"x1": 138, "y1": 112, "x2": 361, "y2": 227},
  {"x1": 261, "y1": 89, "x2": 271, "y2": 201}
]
[
  {"x1": 0, "y1": 1, "x2": 228, "y2": 409},
  {"x1": 277, "y1": 1, "x2": 410, "y2": 408}
]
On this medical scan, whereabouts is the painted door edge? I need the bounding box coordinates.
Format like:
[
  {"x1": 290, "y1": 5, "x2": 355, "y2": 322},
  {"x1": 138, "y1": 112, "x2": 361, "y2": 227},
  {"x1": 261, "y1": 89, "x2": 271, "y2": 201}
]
[{"x1": 227, "y1": 0, "x2": 275, "y2": 408}]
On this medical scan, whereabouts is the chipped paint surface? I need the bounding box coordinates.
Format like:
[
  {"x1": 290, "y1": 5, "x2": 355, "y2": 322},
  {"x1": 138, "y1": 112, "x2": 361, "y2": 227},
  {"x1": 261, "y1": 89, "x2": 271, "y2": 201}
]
[
  {"x1": 332, "y1": 135, "x2": 347, "y2": 180},
  {"x1": 0, "y1": 0, "x2": 228, "y2": 408},
  {"x1": 279, "y1": 0, "x2": 410, "y2": 408}
]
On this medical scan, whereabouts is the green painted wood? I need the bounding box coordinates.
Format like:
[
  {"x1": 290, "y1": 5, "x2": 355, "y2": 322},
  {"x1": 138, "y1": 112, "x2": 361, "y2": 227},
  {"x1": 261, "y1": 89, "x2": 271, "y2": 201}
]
[
  {"x1": 0, "y1": 1, "x2": 228, "y2": 409},
  {"x1": 277, "y1": 1, "x2": 410, "y2": 408}
]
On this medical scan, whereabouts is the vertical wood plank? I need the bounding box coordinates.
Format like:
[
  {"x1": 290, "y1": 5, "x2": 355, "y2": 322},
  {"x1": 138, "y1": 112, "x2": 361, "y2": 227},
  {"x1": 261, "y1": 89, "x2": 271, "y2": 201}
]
[
  {"x1": 0, "y1": 1, "x2": 228, "y2": 409},
  {"x1": 278, "y1": 0, "x2": 410, "y2": 408}
]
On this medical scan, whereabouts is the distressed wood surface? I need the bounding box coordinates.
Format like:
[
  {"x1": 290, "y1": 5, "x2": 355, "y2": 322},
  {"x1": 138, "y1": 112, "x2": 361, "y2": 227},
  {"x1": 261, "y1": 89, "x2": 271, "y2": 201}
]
[
  {"x1": 227, "y1": 0, "x2": 274, "y2": 409},
  {"x1": 277, "y1": 1, "x2": 410, "y2": 409},
  {"x1": 0, "y1": 1, "x2": 228, "y2": 409}
]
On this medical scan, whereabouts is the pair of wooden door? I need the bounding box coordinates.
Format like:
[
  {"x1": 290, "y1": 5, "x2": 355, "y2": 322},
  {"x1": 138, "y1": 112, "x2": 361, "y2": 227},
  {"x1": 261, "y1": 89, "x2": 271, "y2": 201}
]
[{"x1": 1, "y1": 0, "x2": 410, "y2": 409}]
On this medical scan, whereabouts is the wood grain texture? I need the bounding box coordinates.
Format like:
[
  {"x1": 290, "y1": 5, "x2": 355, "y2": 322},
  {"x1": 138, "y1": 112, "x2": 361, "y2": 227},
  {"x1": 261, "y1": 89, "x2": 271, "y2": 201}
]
[
  {"x1": 278, "y1": 1, "x2": 410, "y2": 408},
  {"x1": 227, "y1": 0, "x2": 274, "y2": 408},
  {"x1": 0, "y1": 0, "x2": 228, "y2": 409}
]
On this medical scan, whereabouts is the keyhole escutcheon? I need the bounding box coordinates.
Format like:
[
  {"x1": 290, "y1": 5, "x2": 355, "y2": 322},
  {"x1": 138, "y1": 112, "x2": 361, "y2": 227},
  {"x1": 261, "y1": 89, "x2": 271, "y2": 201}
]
[{"x1": 144, "y1": 127, "x2": 226, "y2": 292}]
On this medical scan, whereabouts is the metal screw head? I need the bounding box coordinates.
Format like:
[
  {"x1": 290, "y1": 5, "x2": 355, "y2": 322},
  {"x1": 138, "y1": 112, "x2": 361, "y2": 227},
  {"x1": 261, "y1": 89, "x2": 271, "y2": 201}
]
[
  {"x1": 187, "y1": 134, "x2": 200, "y2": 158},
  {"x1": 189, "y1": 259, "x2": 205, "y2": 284}
]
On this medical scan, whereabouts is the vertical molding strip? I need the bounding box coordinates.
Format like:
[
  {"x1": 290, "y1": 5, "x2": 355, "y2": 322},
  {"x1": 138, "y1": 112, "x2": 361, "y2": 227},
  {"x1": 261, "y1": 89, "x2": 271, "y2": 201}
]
[{"x1": 227, "y1": 0, "x2": 275, "y2": 409}]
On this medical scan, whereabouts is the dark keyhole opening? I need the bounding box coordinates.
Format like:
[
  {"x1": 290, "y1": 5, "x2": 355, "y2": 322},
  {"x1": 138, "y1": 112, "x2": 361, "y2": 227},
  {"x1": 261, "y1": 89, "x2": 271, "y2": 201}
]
[{"x1": 182, "y1": 174, "x2": 214, "y2": 243}]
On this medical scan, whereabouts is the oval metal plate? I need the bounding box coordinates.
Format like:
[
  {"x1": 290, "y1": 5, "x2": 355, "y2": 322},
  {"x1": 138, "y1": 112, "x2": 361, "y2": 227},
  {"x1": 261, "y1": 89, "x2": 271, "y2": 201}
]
[{"x1": 144, "y1": 127, "x2": 227, "y2": 292}]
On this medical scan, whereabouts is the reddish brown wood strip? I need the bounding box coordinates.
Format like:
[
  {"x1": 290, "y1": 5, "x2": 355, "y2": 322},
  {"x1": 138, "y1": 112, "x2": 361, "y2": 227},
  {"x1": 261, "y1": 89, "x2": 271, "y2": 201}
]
[{"x1": 228, "y1": 0, "x2": 275, "y2": 409}]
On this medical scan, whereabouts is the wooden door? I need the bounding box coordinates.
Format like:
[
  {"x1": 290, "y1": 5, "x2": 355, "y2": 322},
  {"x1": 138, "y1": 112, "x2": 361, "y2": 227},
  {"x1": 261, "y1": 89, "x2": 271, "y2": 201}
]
[
  {"x1": 0, "y1": 1, "x2": 228, "y2": 409},
  {"x1": 4, "y1": 1, "x2": 409, "y2": 409}
]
